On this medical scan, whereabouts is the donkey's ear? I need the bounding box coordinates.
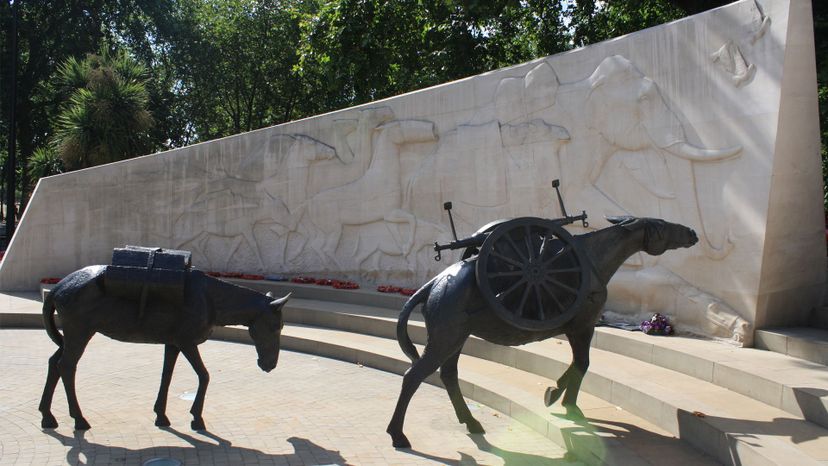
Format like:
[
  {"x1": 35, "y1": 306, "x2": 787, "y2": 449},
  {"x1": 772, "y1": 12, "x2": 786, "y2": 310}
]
[
  {"x1": 606, "y1": 216, "x2": 635, "y2": 225},
  {"x1": 270, "y1": 292, "x2": 292, "y2": 309}
]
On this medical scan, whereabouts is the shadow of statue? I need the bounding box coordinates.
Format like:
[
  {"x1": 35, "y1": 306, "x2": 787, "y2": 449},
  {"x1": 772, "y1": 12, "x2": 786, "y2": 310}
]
[
  {"x1": 397, "y1": 433, "x2": 578, "y2": 465},
  {"x1": 43, "y1": 427, "x2": 351, "y2": 465},
  {"x1": 554, "y1": 414, "x2": 721, "y2": 465},
  {"x1": 674, "y1": 406, "x2": 828, "y2": 466}
]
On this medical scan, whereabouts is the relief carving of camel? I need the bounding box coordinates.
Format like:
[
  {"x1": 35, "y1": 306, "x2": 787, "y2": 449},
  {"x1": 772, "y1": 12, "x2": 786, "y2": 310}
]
[{"x1": 306, "y1": 119, "x2": 438, "y2": 265}]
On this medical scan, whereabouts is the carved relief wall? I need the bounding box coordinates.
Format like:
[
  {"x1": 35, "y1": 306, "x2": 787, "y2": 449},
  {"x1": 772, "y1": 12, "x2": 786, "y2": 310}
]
[{"x1": 1, "y1": 0, "x2": 823, "y2": 345}]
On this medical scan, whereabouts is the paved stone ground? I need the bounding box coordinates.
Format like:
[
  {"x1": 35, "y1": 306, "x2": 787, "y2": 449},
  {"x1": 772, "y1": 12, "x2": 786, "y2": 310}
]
[{"x1": 0, "y1": 329, "x2": 581, "y2": 466}]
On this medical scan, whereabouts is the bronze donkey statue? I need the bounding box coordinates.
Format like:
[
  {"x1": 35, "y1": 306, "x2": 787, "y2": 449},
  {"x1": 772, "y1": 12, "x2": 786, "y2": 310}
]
[
  {"x1": 387, "y1": 216, "x2": 698, "y2": 448},
  {"x1": 39, "y1": 266, "x2": 291, "y2": 431}
]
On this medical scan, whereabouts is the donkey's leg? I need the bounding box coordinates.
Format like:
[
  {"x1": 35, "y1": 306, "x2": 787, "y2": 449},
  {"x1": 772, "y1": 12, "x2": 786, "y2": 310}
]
[
  {"x1": 560, "y1": 328, "x2": 594, "y2": 420},
  {"x1": 180, "y1": 345, "x2": 209, "y2": 431},
  {"x1": 544, "y1": 365, "x2": 573, "y2": 407},
  {"x1": 387, "y1": 336, "x2": 467, "y2": 448},
  {"x1": 58, "y1": 330, "x2": 94, "y2": 430},
  {"x1": 39, "y1": 347, "x2": 64, "y2": 428},
  {"x1": 153, "y1": 344, "x2": 180, "y2": 427},
  {"x1": 439, "y1": 348, "x2": 484, "y2": 434}
]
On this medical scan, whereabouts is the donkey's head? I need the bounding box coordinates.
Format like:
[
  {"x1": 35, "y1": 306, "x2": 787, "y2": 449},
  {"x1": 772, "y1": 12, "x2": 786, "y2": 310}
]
[
  {"x1": 607, "y1": 216, "x2": 698, "y2": 255},
  {"x1": 248, "y1": 292, "x2": 291, "y2": 372}
]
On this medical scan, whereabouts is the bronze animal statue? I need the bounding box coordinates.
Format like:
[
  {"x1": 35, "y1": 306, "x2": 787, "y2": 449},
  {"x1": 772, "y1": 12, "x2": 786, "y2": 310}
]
[
  {"x1": 39, "y1": 266, "x2": 291, "y2": 431},
  {"x1": 386, "y1": 216, "x2": 698, "y2": 448}
]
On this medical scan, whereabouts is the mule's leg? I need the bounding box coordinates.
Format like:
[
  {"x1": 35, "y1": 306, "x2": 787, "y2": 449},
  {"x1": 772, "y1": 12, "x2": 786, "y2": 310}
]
[
  {"x1": 39, "y1": 348, "x2": 64, "y2": 428},
  {"x1": 58, "y1": 330, "x2": 94, "y2": 430},
  {"x1": 153, "y1": 344, "x2": 180, "y2": 427},
  {"x1": 560, "y1": 328, "x2": 594, "y2": 420},
  {"x1": 544, "y1": 365, "x2": 573, "y2": 407},
  {"x1": 180, "y1": 345, "x2": 209, "y2": 431},
  {"x1": 439, "y1": 349, "x2": 484, "y2": 434},
  {"x1": 387, "y1": 336, "x2": 467, "y2": 449}
]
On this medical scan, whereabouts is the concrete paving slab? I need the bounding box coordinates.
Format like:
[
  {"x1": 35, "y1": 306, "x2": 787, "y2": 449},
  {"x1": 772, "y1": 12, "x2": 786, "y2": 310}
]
[{"x1": 0, "y1": 329, "x2": 576, "y2": 466}]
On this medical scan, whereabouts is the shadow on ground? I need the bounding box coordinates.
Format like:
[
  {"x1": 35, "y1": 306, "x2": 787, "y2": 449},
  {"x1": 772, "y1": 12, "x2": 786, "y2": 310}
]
[{"x1": 44, "y1": 428, "x2": 351, "y2": 465}]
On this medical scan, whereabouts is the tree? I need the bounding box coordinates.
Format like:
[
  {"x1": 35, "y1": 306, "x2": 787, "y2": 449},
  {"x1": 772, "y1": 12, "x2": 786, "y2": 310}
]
[
  {"x1": 28, "y1": 146, "x2": 63, "y2": 181},
  {"x1": 52, "y1": 46, "x2": 153, "y2": 170}
]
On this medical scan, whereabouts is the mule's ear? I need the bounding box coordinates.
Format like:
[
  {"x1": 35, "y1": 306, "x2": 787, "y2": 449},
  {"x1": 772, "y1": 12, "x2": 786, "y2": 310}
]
[
  {"x1": 606, "y1": 216, "x2": 634, "y2": 225},
  {"x1": 270, "y1": 292, "x2": 292, "y2": 309}
]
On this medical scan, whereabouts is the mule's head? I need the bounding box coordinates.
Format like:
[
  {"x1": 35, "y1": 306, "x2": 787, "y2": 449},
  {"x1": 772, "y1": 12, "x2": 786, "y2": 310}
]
[
  {"x1": 248, "y1": 292, "x2": 291, "y2": 372},
  {"x1": 607, "y1": 216, "x2": 698, "y2": 255}
]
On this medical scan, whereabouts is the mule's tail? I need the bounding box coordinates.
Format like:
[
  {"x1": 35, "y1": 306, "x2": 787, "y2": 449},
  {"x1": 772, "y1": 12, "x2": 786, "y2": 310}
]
[
  {"x1": 42, "y1": 291, "x2": 63, "y2": 347},
  {"x1": 397, "y1": 279, "x2": 434, "y2": 362}
]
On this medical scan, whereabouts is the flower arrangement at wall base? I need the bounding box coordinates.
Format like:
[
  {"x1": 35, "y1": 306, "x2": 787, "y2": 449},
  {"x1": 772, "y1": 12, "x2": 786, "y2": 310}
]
[{"x1": 640, "y1": 313, "x2": 674, "y2": 336}]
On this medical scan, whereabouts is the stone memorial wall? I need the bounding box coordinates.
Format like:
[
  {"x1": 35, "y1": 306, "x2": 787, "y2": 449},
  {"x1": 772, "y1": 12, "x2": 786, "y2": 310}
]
[{"x1": 1, "y1": 0, "x2": 822, "y2": 345}]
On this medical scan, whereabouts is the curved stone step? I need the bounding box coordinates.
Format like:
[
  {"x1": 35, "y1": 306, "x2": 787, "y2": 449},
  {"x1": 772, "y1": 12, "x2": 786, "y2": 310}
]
[
  {"x1": 35, "y1": 281, "x2": 828, "y2": 432},
  {"x1": 276, "y1": 296, "x2": 828, "y2": 465},
  {"x1": 212, "y1": 323, "x2": 718, "y2": 466},
  {"x1": 279, "y1": 294, "x2": 828, "y2": 433},
  {"x1": 6, "y1": 290, "x2": 827, "y2": 465}
]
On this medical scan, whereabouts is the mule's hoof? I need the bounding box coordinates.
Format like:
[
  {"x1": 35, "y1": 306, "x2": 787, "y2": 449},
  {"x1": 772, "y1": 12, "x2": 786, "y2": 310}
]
[
  {"x1": 191, "y1": 418, "x2": 206, "y2": 431},
  {"x1": 387, "y1": 430, "x2": 411, "y2": 449},
  {"x1": 564, "y1": 405, "x2": 586, "y2": 421},
  {"x1": 41, "y1": 414, "x2": 58, "y2": 429},
  {"x1": 465, "y1": 419, "x2": 485, "y2": 434},
  {"x1": 74, "y1": 418, "x2": 91, "y2": 431},
  {"x1": 155, "y1": 415, "x2": 171, "y2": 427},
  {"x1": 544, "y1": 386, "x2": 563, "y2": 407}
]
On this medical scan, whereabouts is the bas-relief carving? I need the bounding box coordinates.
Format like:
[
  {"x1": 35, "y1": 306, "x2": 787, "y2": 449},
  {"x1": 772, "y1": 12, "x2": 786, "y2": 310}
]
[
  {"x1": 172, "y1": 133, "x2": 336, "y2": 271},
  {"x1": 305, "y1": 117, "x2": 439, "y2": 268},
  {"x1": 709, "y1": 0, "x2": 769, "y2": 88},
  {"x1": 749, "y1": 0, "x2": 771, "y2": 44},
  {"x1": 711, "y1": 41, "x2": 756, "y2": 87},
  {"x1": 605, "y1": 266, "x2": 752, "y2": 346},
  {"x1": 403, "y1": 54, "x2": 747, "y2": 342},
  {"x1": 137, "y1": 51, "x2": 747, "y2": 343}
]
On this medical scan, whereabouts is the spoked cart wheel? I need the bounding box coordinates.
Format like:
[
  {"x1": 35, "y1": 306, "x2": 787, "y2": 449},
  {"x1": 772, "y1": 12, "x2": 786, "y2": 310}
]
[{"x1": 475, "y1": 217, "x2": 591, "y2": 331}]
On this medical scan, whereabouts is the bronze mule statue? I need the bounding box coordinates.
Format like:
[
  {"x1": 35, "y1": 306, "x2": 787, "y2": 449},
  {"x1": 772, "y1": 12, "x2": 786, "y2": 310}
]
[
  {"x1": 386, "y1": 216, "x2": 698, "y2": 448},
  {"x1": 39, "y1": 266, "x2": 291, "y2": 431}
]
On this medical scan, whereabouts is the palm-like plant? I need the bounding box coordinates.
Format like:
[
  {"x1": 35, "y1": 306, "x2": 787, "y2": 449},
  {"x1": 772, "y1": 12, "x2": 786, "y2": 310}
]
[
  {"x1": 28, "y1": 146, "x2": 64, "y2": 181},
  {"x1": 53, "y1": 47, "x2": 153, "y2": 170}
]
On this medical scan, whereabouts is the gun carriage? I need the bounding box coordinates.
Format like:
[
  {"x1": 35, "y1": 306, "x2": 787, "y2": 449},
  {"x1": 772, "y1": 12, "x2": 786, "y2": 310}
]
[{"x1": 432, "y1": 180, "x2": 591, "y2": 331}]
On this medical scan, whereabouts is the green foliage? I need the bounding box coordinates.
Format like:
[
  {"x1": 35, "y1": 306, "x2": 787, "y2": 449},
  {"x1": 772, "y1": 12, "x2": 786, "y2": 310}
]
[
  {"x1": 53, "y1": 46, "x2": 154, "y2": 169},
  {"x1": 815, "y1": 1, "x2": 828, "y2": 212},
  {"x1": 28, "y1": 146, "x2": 63, "y2": 181},
  {"x1": 567, "y1": 0, "x2": 685, "y2": 46}
]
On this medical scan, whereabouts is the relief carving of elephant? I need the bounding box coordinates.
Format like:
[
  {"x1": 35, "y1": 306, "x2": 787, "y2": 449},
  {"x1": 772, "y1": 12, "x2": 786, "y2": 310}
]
[{"x1": 581, "y1": 56, "x2": 742, "y2": 260}]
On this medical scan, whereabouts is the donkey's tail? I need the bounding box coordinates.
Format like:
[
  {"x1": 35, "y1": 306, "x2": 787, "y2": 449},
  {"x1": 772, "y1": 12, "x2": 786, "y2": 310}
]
[
  {"x1": 42, "y1": 291, "x2": 63, "y2": 347},
  {"x1": 397, "y1": 278, "x2": 434, "y2": 363}
]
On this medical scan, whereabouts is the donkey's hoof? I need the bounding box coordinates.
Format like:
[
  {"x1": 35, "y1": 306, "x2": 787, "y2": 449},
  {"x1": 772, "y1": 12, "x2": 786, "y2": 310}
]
[
  {"x1": 41, "y1": 414, "x2": 58, "y2": 429},
  {"x1": 387, "y1": 430, "x2": 411, "y2": 449},
  {"x1": 191, "y1": 418, "x2": 206, "y2": 431},
  {"x1": 465, "y1": 419, "x2": 485, "y2": 434},
  {"x1": 155, "y1": 415, "x2": 171, "y2": 427},
  {"x1": 74, "y1": 418, "x2": 91, "y2": 431},
  {"x1": 564, "y1": 405, "x2": 586, "y2": 421},
  {"x1": 544, "y1": 386, "x2": 563, "y2": 407}
]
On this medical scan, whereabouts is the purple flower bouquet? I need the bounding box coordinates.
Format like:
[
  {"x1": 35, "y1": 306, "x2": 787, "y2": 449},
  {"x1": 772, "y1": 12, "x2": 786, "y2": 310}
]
[{"x1": 640, "y1": 313, "x2": 674, "y2": 336}]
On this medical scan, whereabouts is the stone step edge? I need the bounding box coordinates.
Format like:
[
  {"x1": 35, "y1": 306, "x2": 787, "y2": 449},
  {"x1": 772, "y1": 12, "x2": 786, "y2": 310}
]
[
  {"x1": 19, "y1": 290, "x2": 828, "y2": 432},
  {"x1": 755, "y1": 327, "x2": 828, "y2": 366},
  {"x1": 283, "y1": 299, "x2": 828, "y2": 431},
  {"x1": 0, "y1": 313, "x2": 669, "y2": 466},
  {"x1": 266, "y1": 325, "x2": 820, "y2": 466},
  {"x1": 3, "y1": 313, "x2": 820, "y2": 466},
  {"x1": 238, "y1": 325, "x2": 715, "y2": 466}
]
